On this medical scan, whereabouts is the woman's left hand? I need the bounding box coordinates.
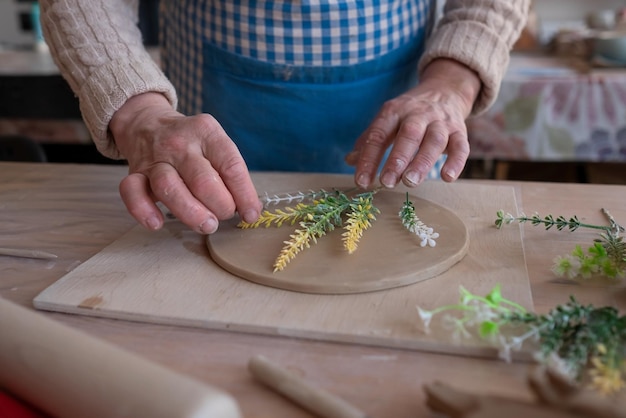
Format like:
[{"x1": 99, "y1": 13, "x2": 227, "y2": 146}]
[{"x1": 346, "y1": 58, "x2": 481, "y2": 189}]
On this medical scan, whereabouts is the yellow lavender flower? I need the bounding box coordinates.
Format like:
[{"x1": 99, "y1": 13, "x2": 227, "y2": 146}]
[
  {"x1": 399, "y1": 192, "x2": 439, "y2": 247},
  {"x1": 588, "y1": 348, "x2": 625, "y2": 395},
  {"x1": 342, "y1": 194, "x2": 379, "y2": 254},
  {"x1": 238, "y1": 189, "x2": 382, "y2": 271},
  {"x1": 271, "y1": 192, "x2": 351, "y2": 271},
  {"x1": 273, "y1": 221, "x2": 323, "y2": 272}
]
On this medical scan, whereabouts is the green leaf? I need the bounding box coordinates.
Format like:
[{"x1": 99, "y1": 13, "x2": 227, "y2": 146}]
[
  {"x1": 589, "y1": 242, "x2": 607, "y2": 258},
  {"x1": 485, "y1": 284, "x2": 503, "y2": 306},
  {"x1": 572, "y1": 245, "x2": 585, "y2": 258},
  {"x1": 495, "y1": 210, "x2": 504, "y2": 229},
  {"x1": 479, "y1": 321, "x2": 499, "y2": 338},
  {"x1": 601, "y1": 260, "x2": 620, "y2": 278}
]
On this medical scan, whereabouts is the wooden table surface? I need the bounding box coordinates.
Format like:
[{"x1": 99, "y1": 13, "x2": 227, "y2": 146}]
[{"x1": 1, "y1": 161, "x2": 625, "y2": 418}]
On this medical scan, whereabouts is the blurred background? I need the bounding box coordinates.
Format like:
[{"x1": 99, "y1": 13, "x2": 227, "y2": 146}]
[
  {"x1": 0, "y1": 0, "x2": 159, "y2": 165},
  {"x1": 0, "y1": 0, "x2": 624, "y2": 184}
]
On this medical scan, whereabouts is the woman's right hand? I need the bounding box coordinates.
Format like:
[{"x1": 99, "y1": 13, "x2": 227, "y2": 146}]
[{"x1": 109, "y1": 93, "x2": 262, "y2": 234}]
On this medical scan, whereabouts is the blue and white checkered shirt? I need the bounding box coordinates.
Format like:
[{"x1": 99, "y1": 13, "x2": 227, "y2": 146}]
[
  {"x1": 208, "y1": 1, "x2": 430, "y2": 66},
  {"x1": 161, "y1": 1, "x2": 434, "y2": 115}
]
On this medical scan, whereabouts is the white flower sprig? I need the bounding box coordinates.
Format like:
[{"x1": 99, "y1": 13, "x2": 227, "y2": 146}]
[
  {"x1": 399, "y1": 192, "x2": 439, "y2": 247},
  {"x1": 260, "y1": 189, "x2": 332, "y2": 208}
]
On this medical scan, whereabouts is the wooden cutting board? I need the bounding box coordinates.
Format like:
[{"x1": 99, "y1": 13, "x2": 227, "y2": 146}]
[{"x1": 34, "y1": 173, "x2": 533, "y2": 358}]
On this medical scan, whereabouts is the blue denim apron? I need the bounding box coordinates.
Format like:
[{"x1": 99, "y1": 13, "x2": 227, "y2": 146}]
[
  {"x1": 160, "y1": 1, "x2": 442, "y2": 176},
  {"x1": 201, "y1": 37, "x2": 425, "y2": 173}
]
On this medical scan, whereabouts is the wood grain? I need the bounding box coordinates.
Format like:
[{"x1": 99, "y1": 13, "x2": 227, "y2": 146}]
[
  {"x1": 5, "y1": 163, "x2": 626, "y2": 418},
  {"x1": 32, "y1": 174, "x2": 532, "y2": 359},
  {"x1": 208, "y1": 190, "x2": 469, "y2": 294}
]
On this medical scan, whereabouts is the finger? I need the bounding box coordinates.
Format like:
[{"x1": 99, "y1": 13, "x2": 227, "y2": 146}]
[
  {"x1": 177, "y1": 153, "x2": 237, "y2": 221},
  {"x1": 119, "y1": 172, "x2": 164, "y2": 231},
  {"x1": 378, "y1": 117, "x2": 427, "y2": 188},
  {"x1": 148, "y1": 162, "x2": 220, "y2": 234},
  {"x1": 353, "y1": 111, "x2": 399, "y2": 189},
  {"x1": 204, "y1": 138, "x2": 262, "y2": 223},
  {"x1": 401, "y1": 121, "x2": 449, "y2": 187},
  {"x1": 440, "y1": 130, "x2": 470, "y2": 182}
]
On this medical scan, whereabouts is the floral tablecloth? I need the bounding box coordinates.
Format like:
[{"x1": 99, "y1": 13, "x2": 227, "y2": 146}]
[{"x1": 468, "y1": 54, "x2": 626, "y2": 162}]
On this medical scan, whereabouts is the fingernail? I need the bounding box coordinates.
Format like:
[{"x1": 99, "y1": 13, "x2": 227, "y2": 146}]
[
  {"x1": 356, "y1": 172, "x2": 370, "y2": 188},
  {"x1": 243, "y1": 209, "x2": 259, "y2": 223},
  {"x1": 199, "y1": 217, "x2": 218, "y2": 234},
  {"x1": 445, "y1": 169, "x2": 457, "y2": 180},
  {"x1": 146, "y1": 216, "x2": 161, "y2": 230},
  {"x1": 380, "y1": 172, "x2": 396, "y2": 188},
  {"x1": 403, "y1": 170, "x2": 422, "y2": 187}
]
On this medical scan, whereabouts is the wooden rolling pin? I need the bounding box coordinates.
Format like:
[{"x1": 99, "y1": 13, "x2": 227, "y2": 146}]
[{"x1": 0, "y1": 297, "x2": 241, "y2": 418}]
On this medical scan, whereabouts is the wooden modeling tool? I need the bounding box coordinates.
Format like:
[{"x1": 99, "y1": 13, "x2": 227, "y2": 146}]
[
  {"x1": 424, "y1": 367, "x2": 626, "y2": 418},
  {"x1": 248, "y1": 355, "x2": 369, "y2": 418},
  {"x1": 0, "y1": 247, "x2": 58, "y2": 260}
]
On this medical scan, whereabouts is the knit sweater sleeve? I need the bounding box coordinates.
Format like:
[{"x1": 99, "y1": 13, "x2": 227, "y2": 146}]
[
  {"x1": 39, "y1": 0, "x2": 177, "y2": 160},
  {"x1": 418, "y1": 0, "x2": 530, "y2": 115}
]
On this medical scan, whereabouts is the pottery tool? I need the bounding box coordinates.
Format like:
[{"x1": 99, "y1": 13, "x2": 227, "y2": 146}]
[
  {"x1": 424, "y1": 367, "x2": 626, "y2": 418},
  {"x1": 0, "y1": 297, "x2": 241, "y2": 418},
  {"x1": 0, "y1": 247, "x2": 57, "y2": 260},
  {"x1": 248, "y1": 355, "x2": 369, "y2": 418}
]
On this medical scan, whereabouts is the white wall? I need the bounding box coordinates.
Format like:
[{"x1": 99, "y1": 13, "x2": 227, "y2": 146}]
[
  {"x1": 0, "y1": 1, "x2": 36, "y2": 47},
  {"x1": 534, "y1": 0, "x2": 625, "y2": 21}
]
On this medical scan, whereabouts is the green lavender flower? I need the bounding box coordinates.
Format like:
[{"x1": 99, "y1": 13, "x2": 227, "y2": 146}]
[
  {"x1": 417, "y1": 286, "x2": 626, "y2": 395},
  {"x1": 496, "y1": 209, "x2": 626, "y2": 280},
  {"x1": 504, "y1": 297, "x2": 626, "y2": 394},
  {"x1": 495, "y1": 210, "x2": 611, "y2": 232}
]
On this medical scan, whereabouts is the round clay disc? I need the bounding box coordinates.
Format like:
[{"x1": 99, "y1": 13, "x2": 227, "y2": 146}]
[{"x1": 207, "y1": 190, "x2": 469, "y2": 294}]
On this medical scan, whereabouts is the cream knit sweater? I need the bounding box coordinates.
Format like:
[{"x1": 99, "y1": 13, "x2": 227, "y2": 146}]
[{"x1": 39, "y1": 0, "x2": 529, "y2": 160}]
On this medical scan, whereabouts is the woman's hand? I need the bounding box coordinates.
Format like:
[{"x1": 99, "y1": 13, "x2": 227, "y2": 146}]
[
  {"x1": 109, "y1": 93, "x2": 262, "y2": 234},
  {"x1": 347, "y1": 58, "x2": 481, "y2": 189}
]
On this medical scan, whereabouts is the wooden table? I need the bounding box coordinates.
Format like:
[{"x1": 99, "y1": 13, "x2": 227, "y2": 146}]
[{"x1": 1, "y1": 162, "x2": 625, "y2": 418}]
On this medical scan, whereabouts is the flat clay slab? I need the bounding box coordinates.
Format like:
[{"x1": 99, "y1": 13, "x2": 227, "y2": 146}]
[{"x1": 207, "y1": 190, "x2": 469, "y2": 294}]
